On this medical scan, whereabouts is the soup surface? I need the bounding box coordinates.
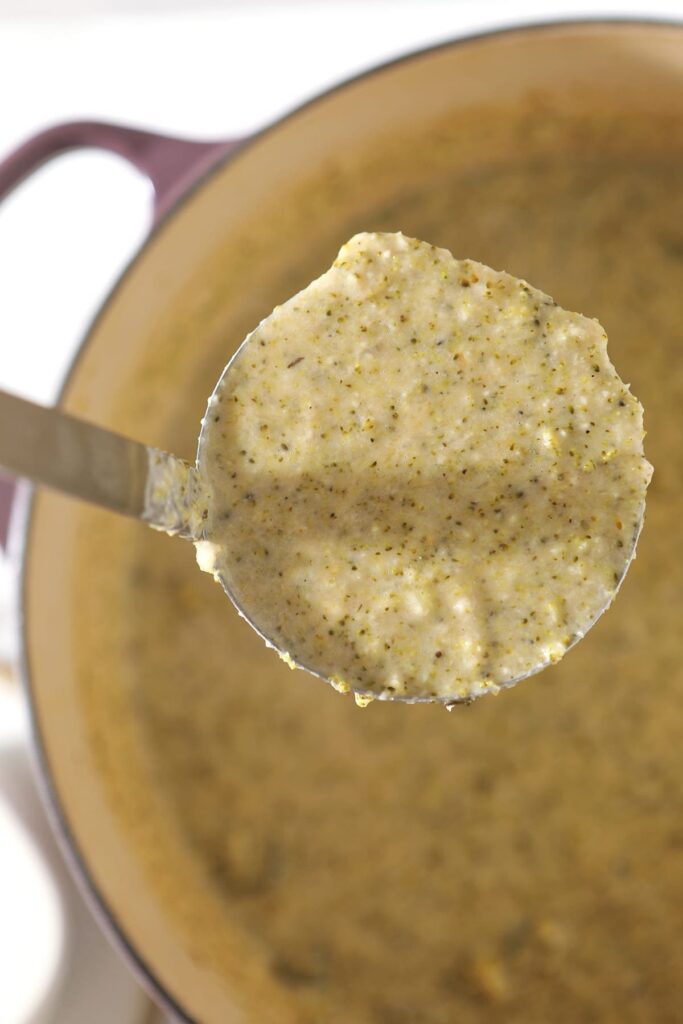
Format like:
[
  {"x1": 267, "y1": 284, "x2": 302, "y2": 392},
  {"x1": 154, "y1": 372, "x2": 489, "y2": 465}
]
[{"x1": 78, "y1": 104, "x2": 683, "y2": 1023}]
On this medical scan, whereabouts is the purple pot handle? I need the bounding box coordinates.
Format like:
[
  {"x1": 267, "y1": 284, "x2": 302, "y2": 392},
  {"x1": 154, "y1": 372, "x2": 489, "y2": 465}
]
[
  {"x1": 0, "y1": 120, "x2": 239, "y2": 545},
  {"x1": 0, "y1": 119, "x2": 238, "y2": 221}
]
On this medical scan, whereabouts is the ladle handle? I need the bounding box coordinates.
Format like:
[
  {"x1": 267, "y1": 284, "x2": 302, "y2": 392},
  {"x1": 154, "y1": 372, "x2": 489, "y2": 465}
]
[
  {"x1": 0, "y1": 388, "x2": 198, "y2": 539},
  {"x1": 0, "y1": 388, "x2": 150, "y2": 519}
]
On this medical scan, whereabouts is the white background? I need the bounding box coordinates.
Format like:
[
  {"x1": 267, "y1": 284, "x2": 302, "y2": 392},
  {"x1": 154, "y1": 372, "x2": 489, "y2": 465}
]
[{"x1": 0, "y1": 3, "x2": 680, "y2": 1023}]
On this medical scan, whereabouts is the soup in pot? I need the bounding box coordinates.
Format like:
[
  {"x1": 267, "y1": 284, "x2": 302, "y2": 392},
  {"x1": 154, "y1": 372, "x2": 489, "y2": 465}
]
[{"x1": 76, "y1": 101, "x2": 683, "y2": 1023}]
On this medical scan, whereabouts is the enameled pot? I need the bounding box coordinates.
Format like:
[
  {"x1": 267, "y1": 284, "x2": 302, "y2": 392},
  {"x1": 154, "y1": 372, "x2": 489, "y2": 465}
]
[{"x1": 1, "y1": 20, "x2": 681, "y2": 1024}]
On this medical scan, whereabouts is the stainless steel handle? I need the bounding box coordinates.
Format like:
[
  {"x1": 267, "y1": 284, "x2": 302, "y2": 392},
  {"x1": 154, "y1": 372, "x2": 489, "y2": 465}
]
[
  {"x1": 0, "y1": 387, "x2": 200, "y2": 540},
  {"x1": 0, "y1": 389, "x2": 150, "y2": 519}
]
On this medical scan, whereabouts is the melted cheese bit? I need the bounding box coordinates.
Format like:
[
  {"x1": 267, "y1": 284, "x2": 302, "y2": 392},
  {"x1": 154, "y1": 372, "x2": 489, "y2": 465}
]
[{"x1": 196, "y1": 233, "x2": 651, "y2": 702}]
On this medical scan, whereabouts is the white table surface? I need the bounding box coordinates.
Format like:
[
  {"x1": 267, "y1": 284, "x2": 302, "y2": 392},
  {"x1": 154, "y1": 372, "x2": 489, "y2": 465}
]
[{"x1": 0, "y1": 3, "x2": 679, "y2": 1023}]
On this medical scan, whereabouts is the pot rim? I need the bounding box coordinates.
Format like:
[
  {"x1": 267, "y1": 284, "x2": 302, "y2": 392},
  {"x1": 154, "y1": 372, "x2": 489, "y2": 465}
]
[{"x1": 11, "y1": 15, "x2": 682, "y2": 1023}]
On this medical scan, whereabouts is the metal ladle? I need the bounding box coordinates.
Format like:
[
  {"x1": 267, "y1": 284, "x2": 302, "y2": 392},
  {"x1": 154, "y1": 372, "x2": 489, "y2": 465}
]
[{"x1": 0, "y1": 380, "x2": 645, "y2": 709}]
